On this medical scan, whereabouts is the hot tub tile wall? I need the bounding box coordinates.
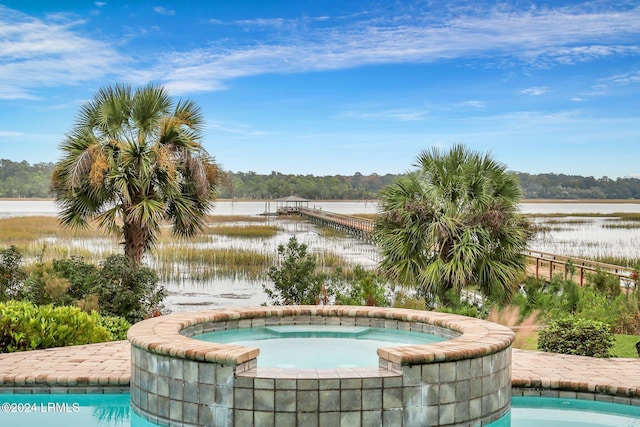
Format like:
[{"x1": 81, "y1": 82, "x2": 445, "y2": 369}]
[{"x1": 128, "y1": 306, "x2": 514, "y2": 426}]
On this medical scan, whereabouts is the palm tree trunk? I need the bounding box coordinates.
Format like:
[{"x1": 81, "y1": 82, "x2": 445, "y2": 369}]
[{"x1": 123, "y1": 221, "x2": 145, "y2": 265}]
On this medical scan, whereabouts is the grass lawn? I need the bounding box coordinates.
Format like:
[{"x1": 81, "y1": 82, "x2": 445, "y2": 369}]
[
  {"x1": 515, "y1": 332, "x2": 639, "y2": 358},
  {"x1": 612, "y1": 334, "x2": 640, "y2": 358}
]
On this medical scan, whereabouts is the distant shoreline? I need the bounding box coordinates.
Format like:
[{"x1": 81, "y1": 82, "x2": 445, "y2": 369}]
[{"x1": 1, "y1": 198, "x2": 639, "y2": 204}]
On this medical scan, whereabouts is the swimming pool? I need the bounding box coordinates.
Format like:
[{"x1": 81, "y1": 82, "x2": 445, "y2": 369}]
[
  {"x1": 1, "y1": 394, "x2": 638, "y2": 426},
  {"x1": 195, "y1": 325, "x2": 447, "y2": 368}
]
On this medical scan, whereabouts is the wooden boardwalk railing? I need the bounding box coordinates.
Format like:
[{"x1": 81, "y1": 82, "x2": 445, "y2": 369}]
[
  {"x1": 293, "y1": 207, "x2": 636, "y2": 286},
  {"x1": 524, "y1": 249, "x2": 635, "y2": 286},
  {"x1": 298, "y1": 207, "x2": 374, "y2": 243}
]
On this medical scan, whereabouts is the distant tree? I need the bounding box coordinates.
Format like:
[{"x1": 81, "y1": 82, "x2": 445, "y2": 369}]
[
  {"x1": 52, "y1": 83, "x2": 220, "y2": 264},
  {"x1": 375, "y1": 144, "x2": 532, "y2": 307}
]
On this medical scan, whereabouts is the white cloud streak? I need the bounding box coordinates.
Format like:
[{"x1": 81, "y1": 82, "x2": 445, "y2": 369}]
[
  {"x1": 520, "y1": 87, "x2": 550, "y2": 96},
  {"x1": 157, "y1": 4, "x2": 640, "y2": 94},
  {"x1": 1, "y1": 3, "x2": 639, "y2": 98},
  {"x1": 153, "y1": 6, "x2": 176, "y2": 16},
  {"x1": 0, "y1": 6, "x2": 124, "y2": 100}
]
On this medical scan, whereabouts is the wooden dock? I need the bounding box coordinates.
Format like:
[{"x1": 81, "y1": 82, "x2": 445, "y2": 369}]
[
  {"x1": 298, "y1": 207, "x2": 374, "y2": 243},
  {"x1": 293, "y1": 207, "x2": 636, "y2": 286}
]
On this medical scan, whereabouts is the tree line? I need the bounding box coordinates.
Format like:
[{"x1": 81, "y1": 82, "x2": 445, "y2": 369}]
[{"x1": 2, "y1": 158, "x2": 640, "y2": 200}]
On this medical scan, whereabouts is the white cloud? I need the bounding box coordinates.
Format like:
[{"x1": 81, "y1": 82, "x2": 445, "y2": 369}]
[
  {"x1": 153, "y1": 6, "x2": 175, "y2": 16},
  {"x1": 2, "y1": 2, "x2": 639, "y2": 98},
  {"x1": 519, "y1": 87, "x2": 550, "y2": 96},
  {"x1": 339, "y1": 108, "x2": 428, "y2": 122},
  {"x1": 149, "y1": 4, "x2": 640, "y2": 94},
  {"x1": 0, "y1": 131, "x2": 25, "y2": 137},
  {"x1": 459, "y1": 100, "x2": 485, "y2": 108},
  {"x1": 0, "y1": 6, "x2": 124, "y2": 100}
]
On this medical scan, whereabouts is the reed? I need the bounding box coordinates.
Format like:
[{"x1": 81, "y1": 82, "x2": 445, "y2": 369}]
[
  {"x1": 602, "y1": 223, "x2": 640, "y2": 229},
  {"x1": 205, "y1": 214, "x2": 269, "y2": 223},
  {"x1": 314, "y1": 250, "x2": 349, "y2": 270},
  {"x1": 318, "y1": 227, "x2": 346, "y2": 238},
  {"x1": 152, "y1": 246, "x2": 273, "y2": 280},
  {"x1": 592, "y1": 256, "x2": 639, "y2": 268},
  {"x1": 0, "y1": 216, "x2": 101, "y2": 244},
  {"x1": 204, "y1": 224, "x2": 280, "y2": 238}
]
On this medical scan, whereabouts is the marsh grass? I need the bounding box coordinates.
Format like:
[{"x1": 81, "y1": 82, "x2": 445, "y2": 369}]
[
  {"x1": 352, "y1": 213, "x2": 378, "y2": 221},
  {"x1": 152, "y1": 246, "x2": 273, "y2": 280},
  {"x1": 602, "y1": 223, "x2": 640, "y2": 229},
  {"x1": 528, "y1": 212, "x2": 640, "y2": 220},
  {"x1": 313, "y1": 250, "x2": 350, "y2": 270},
  {"x1": 592, "y1": 256, "x2": 640, "y2": 268},
  {"x1": 205, "y1": 215, "x2": 269, "y2": 223},
  {"x1": 318, "y1": 227, "x2": 346, "y2": 238},
  {"x1": 0, "y1": 216, "x2": 101, "y2": 244},
  {"x1": 204, "y1": 224, "x2": 280, "y2": 238}
]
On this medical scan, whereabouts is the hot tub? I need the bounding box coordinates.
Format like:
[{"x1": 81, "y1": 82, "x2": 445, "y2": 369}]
[{"x1": 127, "y1": 306, "x2": 514, "y2": 426}]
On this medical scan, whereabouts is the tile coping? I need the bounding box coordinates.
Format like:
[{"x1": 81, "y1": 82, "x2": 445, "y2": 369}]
[
  {"x1": 126, "y1": 306, "x2": 515, "y2": 367},
  {"x1": 1, "y1": 309, "x2": 638, "y2": 401}
]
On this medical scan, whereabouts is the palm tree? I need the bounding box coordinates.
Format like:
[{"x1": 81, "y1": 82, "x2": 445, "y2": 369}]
[
  {"x1": 52, "y1": 83, "x2": 219, "y2": 265},
  {"x1": 374, "y1": 144, "x2": 531, "y2": 306}
]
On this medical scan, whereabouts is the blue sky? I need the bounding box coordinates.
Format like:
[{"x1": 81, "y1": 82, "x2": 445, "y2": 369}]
[{"x1": 0, "y1": 1, "x2": 639, "y2": 178}]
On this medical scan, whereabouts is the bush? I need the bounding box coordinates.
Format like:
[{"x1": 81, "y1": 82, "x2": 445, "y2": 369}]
[
  {"x1": 0, "y1": 300, "x2": 111, "y2": 352},
  {"x1": 0, "y1": 246, "x2": 26, "y2": 301},
  {"x1": 328, "y1": 266, "x2": 391, "y2": 306},
  {"x1": 98, "y1": 315, "x2": 131, "y2": 341},
  {"x1": 263, "y1": 237, "x2": 325, "y2": 305},
  {"x1": 538, "y1": 316, "x2": 614, "y2": 358},
  {"x1": 93, "y1": 255, "x2": 165, "y2": 324}
]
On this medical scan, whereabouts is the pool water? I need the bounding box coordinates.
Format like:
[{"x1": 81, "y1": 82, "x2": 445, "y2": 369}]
[
  {"x1": 0, "y1": 394, "x2": 155, "y2": 427},
  {"x1": 195, "y1": 325, "x2": 447, "y2": 368},
  {"x1": 489, "y1": 397, "x2": 640, "y2": 427},
  {"x1": 1, "y1": 394, "x2": 639, "y2": 426}
]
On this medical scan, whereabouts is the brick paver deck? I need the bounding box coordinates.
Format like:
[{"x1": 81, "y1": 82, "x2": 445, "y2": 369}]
[{"x1": 0, "y1": 341, "x2": 638, "y2": 398}]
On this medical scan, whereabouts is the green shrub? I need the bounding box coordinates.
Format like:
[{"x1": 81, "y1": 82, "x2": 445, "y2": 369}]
[
  {"x1": 538, "y1": 316, "x2": 614, "y2": 358},
  {"x1": 98, "y1": 315, "x2": 131, "y2": 341},
  {"x1": 328, "y1": 266, "x2": 391, "y2": 306},
  {"x1": 263, "y1": 237, "x2": 325, "y2": 305},
  {"x1": 0, "y1": 246, "x2": 26, "y2": 301},
  {"x1": 93, "y1": 255, "x2": 165, "y2": 324},
  {"x1": 0, "y1": 300, "x2": 111, "y2": 352}
]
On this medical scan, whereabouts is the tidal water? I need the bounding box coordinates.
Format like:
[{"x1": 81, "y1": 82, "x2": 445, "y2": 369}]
[{"x1": 1, "y1": 199, "x2": 639, "y2": 311}]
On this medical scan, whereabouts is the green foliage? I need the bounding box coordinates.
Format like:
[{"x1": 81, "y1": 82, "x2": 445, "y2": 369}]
[
  {"x1": 587, "y1": 268, "x2": 621, "y2": 298},
  {"x1": 4, "y1": 157, "x2": 640, "y2": 201},
  {"x1": 375, "y1": 144, "x2": 531, "y2": 307},
  {"x1": 98, "y1": 315, "x2": 131, "y2": 341},
  {"x1": 263, "y1": 237, "x2": 325, "y2": 305},
  {"x1": 0, "y1": 300, "x2": 111, "y2": 353},
  {"x1": 538, "y1": 316, "x2": 614, "y2": 358},
  {"x1": 328, "y1": 266, "x2": 391, "y2": 306},
  {"x1": 434, "y1": 289, "x2": 488, "y2": 319},
  {"x1": 611, "y1": 334, "x2": 640, "y2": 358},
  {"x1": 512, "y1": 271, "x2": 640, "y2": 334},
  {"x1": 0, "y1": 159, "x2": 54, "y2": 198},
  {"x1": 52, "y1": 83, "x2": 219, "y2": 265},
  {"x1": 51, "y1": 256, "x2": 98, "y2": 300},
  {"x1": 1, "y1": 246, "x2": 165, "y2": 324},
  {"x1": 0, "y1": 246, "x2": 26, "y2": 301},
  {"x1": 393, "y1": 291, "x2": 426, "y2": 310},
  {"x1": 92, "y1": 255, "x2": 165, "y2": 324}
]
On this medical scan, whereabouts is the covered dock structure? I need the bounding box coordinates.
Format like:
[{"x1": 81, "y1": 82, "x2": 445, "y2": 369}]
[{"x1": 275, "y1": 195, "x2": 309, "y2": 215}]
